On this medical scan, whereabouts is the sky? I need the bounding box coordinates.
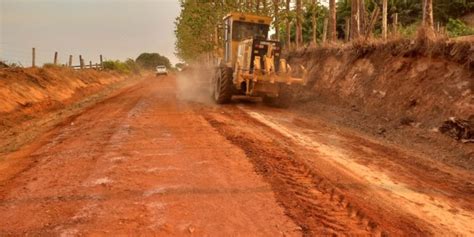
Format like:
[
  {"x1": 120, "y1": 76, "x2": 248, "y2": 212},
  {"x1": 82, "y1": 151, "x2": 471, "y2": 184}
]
[{"x1": 0, "y1": 0, "x2": 181, "y2": 67}]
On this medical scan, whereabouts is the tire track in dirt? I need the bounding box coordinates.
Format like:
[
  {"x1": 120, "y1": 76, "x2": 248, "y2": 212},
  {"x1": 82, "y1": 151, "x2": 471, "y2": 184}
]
[
  {"x1": 243, "y1": 107, "x2": 474, "y2": 236},
  {"x1": 202, "y1": 108, "x2": 392, "y2": 236}
]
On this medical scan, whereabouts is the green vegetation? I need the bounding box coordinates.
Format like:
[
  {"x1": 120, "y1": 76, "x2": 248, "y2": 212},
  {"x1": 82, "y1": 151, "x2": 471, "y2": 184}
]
[
  {"x1": 102, "y1": 52, "x2": 171, "y2": 74},
  {"x1": 136, "y1": 53, "x2": 171, "y2": 70},
  {"x1": 175, "y1": 0, "x2": 473, "y2": 63},
  {"x1": 446, "y1": 18, "x2": 474, "y2": 37},
  {"x1": 102, "y1": 59, "x2": 140, "y2": 74}
]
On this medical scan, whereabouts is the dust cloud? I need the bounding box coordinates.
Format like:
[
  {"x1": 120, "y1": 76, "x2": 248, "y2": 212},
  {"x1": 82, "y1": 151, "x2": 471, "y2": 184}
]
[{"x1": 175, "y1": 64, "x2": 214, "y2": 104}]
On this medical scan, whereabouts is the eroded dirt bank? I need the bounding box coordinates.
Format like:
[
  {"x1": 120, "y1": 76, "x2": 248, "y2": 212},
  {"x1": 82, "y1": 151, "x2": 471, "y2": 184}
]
[
  {"x1": 0, "y1": 67, "x2": 127, "y2": 115},
  {"x1": 0, "y1": 67, "x2": 139, "y2": 157},
  {"x1": 288, "y1": 39, "x2": 473, "y2": 169}
]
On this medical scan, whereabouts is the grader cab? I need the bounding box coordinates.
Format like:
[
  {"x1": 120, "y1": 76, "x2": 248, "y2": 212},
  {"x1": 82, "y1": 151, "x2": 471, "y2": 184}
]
[{"x1": 212, "y1": 12, "x2": 307, "y2": 107}]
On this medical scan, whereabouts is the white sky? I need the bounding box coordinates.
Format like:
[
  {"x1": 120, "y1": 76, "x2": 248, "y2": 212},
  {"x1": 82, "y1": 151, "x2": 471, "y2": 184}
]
[{"x1": 0, "y1": 0, "x2": 181, "y2": 66}]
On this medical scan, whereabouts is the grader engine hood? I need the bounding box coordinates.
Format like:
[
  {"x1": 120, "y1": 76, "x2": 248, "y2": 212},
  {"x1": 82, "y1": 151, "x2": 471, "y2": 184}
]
[{"x1": 235, "y1": 38, "x2": 307, "y2": 86}]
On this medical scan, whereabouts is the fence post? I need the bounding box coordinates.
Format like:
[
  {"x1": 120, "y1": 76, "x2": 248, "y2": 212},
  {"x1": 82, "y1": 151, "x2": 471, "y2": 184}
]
[
  {"x1": 100, "y1": 55, "x2": 103, "y2": 68},
  {"x1": 68, "y1": 55, "x2": 73, "y2": 67},
  {"x1": 54, "y1": 52, "x2": 58, "y2": 65},
  {"x1": 32, "y1": 48, "x2": 36, "y2": 67},
  {"x1": 89, "y1": 61, "x2": 92, "y2": 69},
  {"x1": 79, "y1": 55, "x2": 83, "y2": 69}
]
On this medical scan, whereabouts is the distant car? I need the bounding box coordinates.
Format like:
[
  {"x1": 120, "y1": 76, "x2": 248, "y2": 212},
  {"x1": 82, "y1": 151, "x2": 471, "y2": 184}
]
[{"x1": 156, "y1": 65, "x2": 168, "y2": 76}]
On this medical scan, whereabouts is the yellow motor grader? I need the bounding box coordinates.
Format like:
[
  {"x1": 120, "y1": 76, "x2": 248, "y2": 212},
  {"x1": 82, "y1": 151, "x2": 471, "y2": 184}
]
[{"x1": 212, "y1": 12, "x2": 307, "y2": 107}]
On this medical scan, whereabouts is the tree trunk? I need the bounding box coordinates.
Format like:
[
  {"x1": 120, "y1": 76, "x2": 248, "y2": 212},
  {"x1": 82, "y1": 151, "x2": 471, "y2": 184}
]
[
  {"x1": 359, "y1": 0, "x2": 366, "y2": 34},
  {"x1": 423, "y1": 0, "x2": 434, "y2": 29},
  {"x1": 296, "y1": 0, "x2": 302, "y2": 48},
  {"x1": 286, "y1": 0, "x2": 291, "y2": 49},
  {"x1": 350, "y1": 0, "x2": 360, "y2": 40},
  {"x1": 345, "y1": 17, "x2": 351, "y2": 42},
  {"x1": 392, "y1": 13, "x2": 398, "y2": 34},
  {"x1": 382, "y1": 0, "x2": 387, "y2": 40},
  {"x1": 273, "y1": 0, "x2": 280, "y2": 40},
  {"x1": 365, "y1": 5, "x2": 380, "y2": 39},
  {"x1": 322, "y1": 18, "x2": 328, "y2": 43},
  {"x1": 312, "y1": 0, "x2": 318, "y2": 45},
  {"x1": 328, "y1": 0, "x2": 337, "y2": 41}
]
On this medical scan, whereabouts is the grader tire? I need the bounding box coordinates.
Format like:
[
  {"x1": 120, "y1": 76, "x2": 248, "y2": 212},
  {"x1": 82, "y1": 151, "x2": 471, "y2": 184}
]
[{"x1": 213, "y1": 67, "x2": 234, "y2": 104}]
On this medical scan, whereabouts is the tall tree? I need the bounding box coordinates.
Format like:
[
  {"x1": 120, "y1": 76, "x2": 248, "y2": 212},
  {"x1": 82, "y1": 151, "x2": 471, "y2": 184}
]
[
  {"x1": 359, "y1": 0, "x2": 366, "y2": 34},
  {"x1": 286, "y1": 0, "x2": 292, "y2": 48},
  {"x1": 351, "y1": 0, "x2": 360, "y2": 39},
  {"x1": 311, "y1": 0, "x2": 318, "y2": 45},
  {"x1": 328, "y1": 0, "x2": 337, "y2": 41},
  {"x1": 423, "y1": 0, "x2": 434, "y2": 29},
  {"x1": 273, "y1": 0, "x2": 281, "y2": 40},
  {"x1": 296, "y1": 0, "x2": 303, "y2": 47},
  {"x1": 382, "y1": 0, "x2": 388, "y2": 40}
]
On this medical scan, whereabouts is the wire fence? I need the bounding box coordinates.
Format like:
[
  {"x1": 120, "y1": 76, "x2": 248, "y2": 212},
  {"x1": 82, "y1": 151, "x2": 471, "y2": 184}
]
[{"x1": 0, "y1": 43, "x2": 104, "y2": 70}]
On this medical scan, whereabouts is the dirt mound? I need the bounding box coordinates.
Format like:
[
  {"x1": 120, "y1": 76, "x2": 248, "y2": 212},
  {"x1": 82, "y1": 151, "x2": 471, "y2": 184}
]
[{"x1": 289, "y1": 39, "x2": 473, "y2": 129}]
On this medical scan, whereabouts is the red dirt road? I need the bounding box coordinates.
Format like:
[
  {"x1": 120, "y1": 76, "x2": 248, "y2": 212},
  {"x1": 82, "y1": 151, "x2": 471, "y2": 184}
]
[
  {"x1": 1, "y1": 75, "x2": 473, "y2": 236},
  {"x1": 0, "y1": 76, "x2": 299, "y2": 236}
]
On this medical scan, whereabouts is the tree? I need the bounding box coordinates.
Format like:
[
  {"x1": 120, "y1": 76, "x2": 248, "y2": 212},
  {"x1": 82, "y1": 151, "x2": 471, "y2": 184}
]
[
  {"x1": 273, "y1": 0, "x2": 281, "y2": 40},
  {"x1": 382, "y1": 0, "x2": 388, "y2": 40},
  {"x1": 423, "y1": 0, "x2": 434, "y2": 29},
  {"x1": 351, "y1": 0, "x2": 360, "y2": 39},
  {"x1": 286, "y1": 0, "x2": 292, "y2": 48},
  {"x1": 328, "y1": 0, "x2": 337, "y2": 41},
  {"x1": 311, "y1": 0, "x2": 318, "y2": 45},
  {"x1": 136, "y1": 53, "x2": 171, "y2": 70},
  {"x1": 296, "y1": 0, "x2": 303, "y2": 47}
]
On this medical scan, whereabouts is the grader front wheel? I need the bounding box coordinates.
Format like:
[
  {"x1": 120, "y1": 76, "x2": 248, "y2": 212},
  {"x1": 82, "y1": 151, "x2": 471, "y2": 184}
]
[{"x1": 213, "y1": 67, "x2": 234, "y2": 104}]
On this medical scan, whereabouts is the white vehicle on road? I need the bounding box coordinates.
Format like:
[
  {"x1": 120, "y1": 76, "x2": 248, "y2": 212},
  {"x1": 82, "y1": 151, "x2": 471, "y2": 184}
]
[{"x1": 156, "y1": 65, "x2": 168, "y2": 76}]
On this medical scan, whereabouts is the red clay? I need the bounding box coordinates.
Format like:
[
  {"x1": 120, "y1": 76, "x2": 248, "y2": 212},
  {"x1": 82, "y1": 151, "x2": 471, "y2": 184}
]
[
  {"x1": 0, "y1": 75, "x2": 473, "y2": 236},
  {"x1": 0, "y1": 76, "x2": 299, "y2": 236}
]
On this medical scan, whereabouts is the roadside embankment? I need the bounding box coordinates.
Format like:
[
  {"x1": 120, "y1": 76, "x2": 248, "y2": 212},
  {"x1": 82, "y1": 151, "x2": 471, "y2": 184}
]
[
  {"x1": 0, "y1": 67, "x2": 128, "y2": 115},
  {"x1": 0, "y1": 67, "x2": 140, "y2": 155},
  {"x1": 288, "y1": 38, "x2": 473, "y2": 169}
]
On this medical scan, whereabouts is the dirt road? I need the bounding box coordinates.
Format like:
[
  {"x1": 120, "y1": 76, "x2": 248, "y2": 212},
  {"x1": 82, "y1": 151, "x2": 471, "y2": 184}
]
[{"x1": 1, "y1": 75, "x2": 473, "y2": 236}]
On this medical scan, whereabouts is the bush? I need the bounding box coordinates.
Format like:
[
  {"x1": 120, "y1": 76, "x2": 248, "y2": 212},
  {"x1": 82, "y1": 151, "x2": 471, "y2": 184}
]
[
  {"x1": 125, "y1": 59, "x2": 140, "y2": 74},
  {"x1": 102, "y1": 59, "x2": 141, "y2": 74},
  {"x1": 0, "y1": 60, "x2": 23, "y2": 68},
  {"x1": 102, "y1": 60, "x2": 129, "y2": 74},
  {"x1": 446, "y1": 18, "x2": 474, "y2": 37},
  {"x1": 398, "y1": 23, "x2": 421, "y2": 38}
]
